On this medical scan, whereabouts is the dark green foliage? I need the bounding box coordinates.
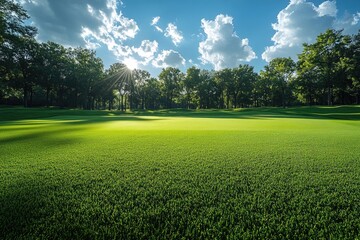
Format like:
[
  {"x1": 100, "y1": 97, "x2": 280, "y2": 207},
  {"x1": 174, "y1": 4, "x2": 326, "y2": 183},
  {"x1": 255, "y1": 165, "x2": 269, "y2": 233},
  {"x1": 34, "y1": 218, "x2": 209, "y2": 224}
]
[
  {"x1": 159, "y1": 67, "x2": 184, "y2": 109},
  {"x1": 1, "y1": 3, "x2": 360, "y2": 109},
  {"x1": 295, "y1": 30, "x2": 354, "y2": 106},
  {"x1": 259, "y1": 58, "x2": 295, "y2": 108}
]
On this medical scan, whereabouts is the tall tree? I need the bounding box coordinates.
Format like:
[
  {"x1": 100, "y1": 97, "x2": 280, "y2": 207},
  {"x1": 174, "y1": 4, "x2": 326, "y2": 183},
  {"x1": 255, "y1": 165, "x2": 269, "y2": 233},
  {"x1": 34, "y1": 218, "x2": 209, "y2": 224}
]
[
  {"x1": 105, "y1": 63, "x2": 131, "y2": 111},
  {"x1": 349, "y1": 30, "x2": 360, "y2": 104},
  {"x1": 38, "y1": 42, "x2": 69, "y2": 107},
  {"x1": 254, "y1": 72, "x2": 272, "y2": 107},
  {"x1": 215, "y1": 68, "x2": 233, "y2": 108},
  {"x1": 0, "y1": 0, "x2": 36, "y2": 44},
  {"x1": 232, "y1": 65, "x2": 258, "y2": 108},
  {"x1": 196, "y1": 70, "x2": 218, "y2": 109},
  {"x1": 295, "y1": 55, "x2": 321, "y2": 105},
  {"x1": 143, "y1": 78, "x2": 161, "y2": 110},
  {"x1": 8, "y1": 37, "x2": 40, "y2": 107},
  {"x1": 159, "y1": 67, "x2": 183, "y2": 109},
  {"x1": 183, "y1": 66, "x2": 201, "y2": 109},
  {"x1": 73, "y1": 48, "x2": 104, "y2": 109},
  {"x1": 133, "y1": 69, "x2": 151, "y2": 110},
  {"x1": 304, "y1": 29, "x2": 348, "y2": 105},
  {"x1": 262, "y1": 58, "x2": 295, "y2": 107},
  {"x1": 0, "y1": 0, "x2": 37, "y2": 106}
]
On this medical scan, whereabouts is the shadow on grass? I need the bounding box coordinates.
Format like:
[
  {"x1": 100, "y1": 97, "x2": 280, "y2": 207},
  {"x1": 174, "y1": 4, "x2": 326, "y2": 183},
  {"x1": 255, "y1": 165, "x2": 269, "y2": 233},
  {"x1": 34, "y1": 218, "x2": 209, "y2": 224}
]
[
  {"x1": 0, "y1": 106, "x2": 359, "y2": 123},
  {"x1": 0, "y1": 178, "x2": 89, "y2": 239},
  {"x1": 0, "y1": 115, "x2": 157, "y2": 130},
  {"x1": 0, "y1": 179, "x2": 49, "y2": 239},
  {"x1": 0, "y1": 115, "x2": 161, "y2": 145},
  {"x1": 0, "y1": 127, "x2": 82, "y2": 145},
  {"x1": 133, "y1": 105, "x2": 360, "y2": 121}
]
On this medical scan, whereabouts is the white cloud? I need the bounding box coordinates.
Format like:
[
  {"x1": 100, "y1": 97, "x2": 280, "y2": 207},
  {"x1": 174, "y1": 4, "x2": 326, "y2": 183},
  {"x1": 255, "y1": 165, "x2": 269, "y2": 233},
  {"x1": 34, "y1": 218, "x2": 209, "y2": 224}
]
[
  {"x1": 87, "y1": 4, "x2": 95, "y2": 15},
  {"x1": 84, "y1": 0, "x2": 139, "y2": 51},
  {"x1": 262, "y1": 0, "x2": 335, "y2": 62},
  {"x1": 155, "y1": 26, "x2": 164, "y2": 33},
  {"x1": 262, "y1": 0, "x2": 360, "y2": 62},
  {"x1": 198, "y1": 14, "x2": 256, "y2": 71},
  {"x1": 112, "y1": 45, "x2": 133, "y2": 58},
  {"x1": 151, "y1": 16, "x2": 160, "y2": 26},
  {"x1": 81, "y1": 27, "x2": 101, "y2": 49},
  {"x1": 152, "y1": 50, "x2": 186, "y2": 68},
  {"x1": 334, "y1": 12, "x2": 360, "y2": 35},
  {"x1": 317, "y1": 1, "x2": 337, "y2": 17},
  {"x1": 164, "y1": 23, "x2": 184, "y2": 46},
  {"x1": 353, "y1": 13, "x2": 360, "y2": 25},
  {"x1": 151, "y1": 16, "x2": 164, "y2": 32},
  {"x1": 188, "y1": 59, "x2": 200, "y2": 68},
  {"x1": 132, "y1": 40, "x2": 158, "y2": 64},
  {"x1": 20, "y1": 0, "x2": 139, "y2": 53},
  {"x1": 20, "y1": 0, "x2": 147, "y2": 67}
]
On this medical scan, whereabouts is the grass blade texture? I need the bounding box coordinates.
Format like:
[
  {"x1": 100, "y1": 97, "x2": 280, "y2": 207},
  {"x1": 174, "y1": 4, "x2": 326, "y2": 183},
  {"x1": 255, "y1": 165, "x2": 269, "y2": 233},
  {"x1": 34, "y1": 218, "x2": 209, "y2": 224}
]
[{"x1": 1, "y1": 106, "x2": 360, "y2": 239}]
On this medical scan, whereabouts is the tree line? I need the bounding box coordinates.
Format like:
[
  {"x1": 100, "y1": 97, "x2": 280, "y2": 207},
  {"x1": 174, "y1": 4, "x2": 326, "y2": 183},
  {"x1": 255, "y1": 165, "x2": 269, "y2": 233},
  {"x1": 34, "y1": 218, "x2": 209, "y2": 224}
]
[{"x1": 1, "y1": 0, "x2": 360, "y2": 110}]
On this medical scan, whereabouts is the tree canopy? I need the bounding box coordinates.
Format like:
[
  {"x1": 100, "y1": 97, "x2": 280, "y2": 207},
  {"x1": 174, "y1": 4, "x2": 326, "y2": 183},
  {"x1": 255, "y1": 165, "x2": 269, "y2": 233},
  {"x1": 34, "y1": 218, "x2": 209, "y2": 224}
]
[{"x1": 1, "y1": 3, "x2": 360, "y2": 109}]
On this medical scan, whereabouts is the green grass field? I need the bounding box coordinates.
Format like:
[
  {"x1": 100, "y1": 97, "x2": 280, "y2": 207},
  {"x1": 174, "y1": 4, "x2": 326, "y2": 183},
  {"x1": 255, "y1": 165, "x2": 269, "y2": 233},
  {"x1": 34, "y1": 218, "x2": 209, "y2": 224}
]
[{"x1": 1, "y1": 106, "x2": 360, "y2": 239}]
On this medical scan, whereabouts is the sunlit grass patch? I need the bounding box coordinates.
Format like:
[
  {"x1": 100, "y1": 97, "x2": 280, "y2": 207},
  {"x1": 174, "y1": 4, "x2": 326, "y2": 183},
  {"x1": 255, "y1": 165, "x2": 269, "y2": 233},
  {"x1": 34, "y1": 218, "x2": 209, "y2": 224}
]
[{"x1": 1, "y1": 106, "x2": 360, "y2": 239}]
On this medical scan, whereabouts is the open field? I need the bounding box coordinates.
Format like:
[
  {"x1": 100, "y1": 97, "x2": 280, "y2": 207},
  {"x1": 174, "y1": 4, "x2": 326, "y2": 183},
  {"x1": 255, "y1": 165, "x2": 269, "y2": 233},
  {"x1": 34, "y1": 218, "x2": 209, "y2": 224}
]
[{"x1": 1, "y1": 106, "x2": 360, "y2": 239}]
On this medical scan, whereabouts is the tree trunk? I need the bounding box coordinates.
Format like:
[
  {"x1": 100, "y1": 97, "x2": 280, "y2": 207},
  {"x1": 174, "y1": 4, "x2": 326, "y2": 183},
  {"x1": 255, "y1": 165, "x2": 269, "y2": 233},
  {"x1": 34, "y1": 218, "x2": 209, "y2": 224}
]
[
  {"x1": 129, "y1": 94, "x2": 132, "y2": 111},
  {"x1": 169, "y1": 92, "x2": 173, "y2": 109},
  {"x1": 121, "y1": 95, "x2": 124, "y2": 111},
  {"x1": 46, "y1": 86, "x2": 50, "y2": 107},
  {"x1": 226, "y1": 94, "x2": 230, "y2": 109},
  {"x1": 74, "y1": 87, "x2": 78, "y2": 108},
  {"x1": 29, "y1": 86, "x2": 33, "y2": 107},
  {"x1": 142, "y1": 92, "x2": 145, "y2": 110},
  {"x1": 118, "y1": 94, "x2": 121, "y2": 110},
  {"x1": 327, "y1": 87, "x2": 332, "y2": 106},
  {"x1": 282, "y1": 85, "x2": 285, "y2": 108},
  {"x1": 234, "y1": 92, "x2": 237, "y2": 108},
  {"x1": 187, "y1": 92, "x2": 190, "y2": 109},
  {"x1": 124, "y1": 95, "x2": 127, "y2": 112},
  {"x1": 23, "y1": 83, "x2": 28, "y2": 108}
]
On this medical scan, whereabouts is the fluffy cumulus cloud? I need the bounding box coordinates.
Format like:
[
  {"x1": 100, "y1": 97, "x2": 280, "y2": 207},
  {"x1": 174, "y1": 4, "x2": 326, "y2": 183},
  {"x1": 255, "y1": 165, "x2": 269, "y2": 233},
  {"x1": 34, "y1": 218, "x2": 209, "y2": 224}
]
[
  {"x1": 262, "y1": 0, "x2": 360, "y2": 62},
  {"x1": 132, "y1": 40, "x2": 158, "y2": 64},
  {"x1": 79, "y1": 0, "x2": 140, "y2": 59},
  {"x1": 19, "y1": 0, "x2": 164, "y2": 69},
  {"x1": 317, "y1": 1, "x2": 337, "y2": 17},
  {"x1": 20, "y1": 0, "x2": 139, "y2": 51},
  {"x1": 198, "y1": 14, "x2": 256, "y2": 71},
  {"x1": 152, "y1": 50, "x2": 186, "y2": 68},
  {"x1": 151, "y1": 17, "x2": 184, "y2": 45},
  {"x1": 164, "y1": 23, "x2": 183, "y2": 46}
]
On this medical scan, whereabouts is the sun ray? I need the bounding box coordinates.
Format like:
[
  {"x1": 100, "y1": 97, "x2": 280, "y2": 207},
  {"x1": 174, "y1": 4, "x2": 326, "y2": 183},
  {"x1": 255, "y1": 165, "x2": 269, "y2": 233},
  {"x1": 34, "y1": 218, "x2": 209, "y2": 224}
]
[{"x1": 124, "y1": 58, "x2": 138, "y2": 71}]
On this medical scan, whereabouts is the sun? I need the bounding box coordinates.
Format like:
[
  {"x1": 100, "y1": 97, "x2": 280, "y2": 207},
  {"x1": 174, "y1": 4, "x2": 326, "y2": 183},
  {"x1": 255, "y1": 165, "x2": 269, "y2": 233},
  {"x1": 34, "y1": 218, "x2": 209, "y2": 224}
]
[{"x1": 124, "y1": 58, "x2": 138, "y2": 71}]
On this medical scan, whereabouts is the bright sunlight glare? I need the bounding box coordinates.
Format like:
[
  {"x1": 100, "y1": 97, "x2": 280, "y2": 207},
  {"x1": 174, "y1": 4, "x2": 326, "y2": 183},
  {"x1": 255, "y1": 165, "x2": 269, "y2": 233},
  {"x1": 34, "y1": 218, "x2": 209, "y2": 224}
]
[{"x1": 124, "y1": 57, "x2": 138, "y2": 71}]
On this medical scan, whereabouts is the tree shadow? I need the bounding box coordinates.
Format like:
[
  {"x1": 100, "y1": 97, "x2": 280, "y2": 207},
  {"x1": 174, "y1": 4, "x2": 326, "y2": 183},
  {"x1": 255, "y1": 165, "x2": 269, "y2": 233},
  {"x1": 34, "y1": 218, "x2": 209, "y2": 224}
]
[
  {"x1": 0, "y1": 127, "x2": 82, "y2": 145},
  {"x1": 0, "y1": 115, "x2": 162, "y2": 147},
  {"x1": 0, "y1": 178, "x2": 90, "y2": 239},
  {"x1": 133, "y1": 105, "x2": 360, "y2": 121},
  {"x1": 0, "y1": 107, "x2": 147, "y2": 122},
  {"x1": 0, "y1": 179, "x2": 49, "y2": 239},
  {"x1": 1, "y1": 106, "x2": 359, "y2": 125}
]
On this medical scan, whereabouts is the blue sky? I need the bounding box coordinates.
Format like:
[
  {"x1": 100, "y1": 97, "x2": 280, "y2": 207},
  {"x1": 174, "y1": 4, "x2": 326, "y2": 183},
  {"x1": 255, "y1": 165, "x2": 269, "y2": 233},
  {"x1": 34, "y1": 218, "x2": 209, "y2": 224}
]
[{"x1": 20, "y1": 0, "x2": 360, "y2": 76}]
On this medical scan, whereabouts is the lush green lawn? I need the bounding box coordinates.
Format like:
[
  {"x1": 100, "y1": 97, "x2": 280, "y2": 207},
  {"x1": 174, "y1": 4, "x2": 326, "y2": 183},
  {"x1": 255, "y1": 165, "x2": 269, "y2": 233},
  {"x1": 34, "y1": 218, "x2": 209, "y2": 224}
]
[{"x1": 1, "y1": 106, "x2": 360, "y2": 239}]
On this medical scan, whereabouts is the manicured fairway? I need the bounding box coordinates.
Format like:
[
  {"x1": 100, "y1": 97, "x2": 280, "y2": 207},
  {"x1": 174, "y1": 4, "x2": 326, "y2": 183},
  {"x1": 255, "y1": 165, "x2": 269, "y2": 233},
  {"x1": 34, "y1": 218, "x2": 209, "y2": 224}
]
[{"x1": 1, "y1": 106, "x2": 360, "y2": 239}]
